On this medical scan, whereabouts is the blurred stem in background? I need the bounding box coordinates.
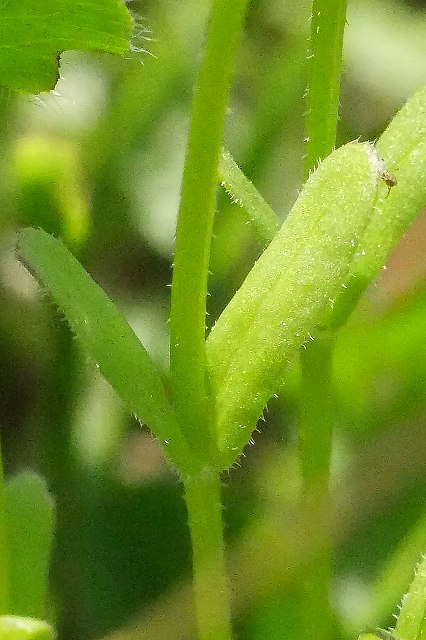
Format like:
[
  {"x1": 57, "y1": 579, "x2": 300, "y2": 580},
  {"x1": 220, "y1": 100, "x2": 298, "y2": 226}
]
[
  {"x1": 41, "y1": 323, "x2": 85, "y2": 640},
  {"x1": 0, "y1": 436, "x2": 10, "y2": 616},
  {"x1": 300, "y1": 0, "x2": 347, "y2": 638},
  {"x1": 299, "y1": 333, "x2": 335, "y2": 640}
]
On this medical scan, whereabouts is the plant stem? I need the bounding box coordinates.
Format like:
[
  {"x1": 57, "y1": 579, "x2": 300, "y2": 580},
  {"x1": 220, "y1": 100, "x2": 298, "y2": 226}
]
[
  {"x1": 0, "y1": 437, "x2": 10, "y2": 615},
  {"x1": 304, "y1": 0, "x2": 347, "y2": 175},
  {"x1": 184, "y1": 469, "x2": 232, "y2": 640},
  {"x1": 171, "y1": 3, "x2": 248, "y2": 637},
  {"x1": 299, "y1": 334, "x2": 334, "y2": 640},
  {"x1": 170, "y1": 0, "x2": 249, "y2": 457},
  {"x1": 394, "y1": 553, "x2": 426, "y2": 640},
  {"x1": 300, "y1": 0, "x2": 347, "y2": 637}
]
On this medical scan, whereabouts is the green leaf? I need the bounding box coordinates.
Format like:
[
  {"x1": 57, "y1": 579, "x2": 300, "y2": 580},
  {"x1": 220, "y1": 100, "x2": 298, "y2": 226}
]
[
  {"x1": 328, "y1": 85, "x2": 426, "y2": 329},
  {"x1": 218, "y1": 148, "x2": 279, "y2": 248},
  {"x1": 367, "y1": 512, "x2": 426, "y2": 633},
  {"x1": 16, "y1": 228, "x2": 193, "y2": 473},
  {"x1": 394, "y1": 553, "x2": 426, "y2": 640},
  {"x1": 4, "y1": 473, "x2": 54, "y2": 620},
  {"x1": 0, "y1": 0, "x2": 133, "y2": 93},
  {"x1": 359, "y1": 84, "x2": 426, "y2": 279},
  {"x1": 0, "y1": 617, "x2": 54, "y2": 640},
  {"x1": 207, "y1": 142, "x2": 384, "y2": 468},
  {"x1": 12, "y1": 137, "x2": 90, "y2": 248}
]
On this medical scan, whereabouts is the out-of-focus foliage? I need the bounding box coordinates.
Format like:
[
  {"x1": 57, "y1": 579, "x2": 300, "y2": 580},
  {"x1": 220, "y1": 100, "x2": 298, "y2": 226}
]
[
  {"x1": 0, "y1": 616, "x2": 54, "y2": 640},
  {"x1": 0, "y1": 0, "x2": 425, "y2": 639},
  {"x1": 4, "y1": 472, "x2": 54, "y2": 620}
]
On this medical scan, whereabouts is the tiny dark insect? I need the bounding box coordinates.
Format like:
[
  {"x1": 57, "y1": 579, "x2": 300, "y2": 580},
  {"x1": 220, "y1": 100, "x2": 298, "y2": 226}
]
[
  {"x1": 379, "y1": 166, "x2": 397, "y2": 197},
  {"x1": 381, "y1": 169, "x2": 397, "y2": 189}
]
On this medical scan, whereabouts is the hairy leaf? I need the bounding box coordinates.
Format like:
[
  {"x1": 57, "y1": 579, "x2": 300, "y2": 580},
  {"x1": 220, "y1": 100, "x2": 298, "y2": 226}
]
[
  {"x1": 329, "y1": 85, "x2": 426, "y2": 329},
  {"x1": 17, "y1": 228, "x2": 194, "y2": 472},
  {"x1": 0, "y1": 0, "x2": 132, "y2": 93},
  {"x1": 207, "y1": 142, "x2": 384, "y2": 468}
]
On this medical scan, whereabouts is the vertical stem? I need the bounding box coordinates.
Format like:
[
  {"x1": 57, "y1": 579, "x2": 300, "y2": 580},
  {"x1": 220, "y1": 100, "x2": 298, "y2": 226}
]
[
  {"x1": 40, "y1": 322, "x2": 85, "y2": 638},
  {"x1": 0, "y1": 90, "x2": 11, "y2": 616},
  {"x1": 304, "y1": 0, "x2": 348, "y2": 175},
  {"x1": 170, "y1": 5, "x2": 248, "y2": 637},
  {"x1": 0, "y1": 436, "x2": 10, "y2": 615},
  {"x1": 170, "y1": 0, "x2": 249, "y2": 455},
  {"x1": 299, "y1": 334, "x2": 334, "y2": 640},
  {"x1": 184, "y1": 469, "x2": 232, "y2": 640},
  {"x1": 301, "y1": 0, "x2": 347, "y2": 637}
]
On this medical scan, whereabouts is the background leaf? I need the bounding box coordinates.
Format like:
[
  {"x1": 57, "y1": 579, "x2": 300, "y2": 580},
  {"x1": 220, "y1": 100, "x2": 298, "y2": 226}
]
[
  {"x1": 0, "y1": 0, "x2": 133, "y2": 93},
  {"x1": 0, "y1": 617, "x2": 54, "y2": 640},
  {"x1": 4, "y1": 472, "x2": 54, "y2": 619}
]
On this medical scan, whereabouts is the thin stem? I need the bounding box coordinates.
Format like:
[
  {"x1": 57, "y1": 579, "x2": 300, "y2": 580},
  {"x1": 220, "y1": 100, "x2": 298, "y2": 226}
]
[
  {"x1": 0, "y1": 436, "x2": 10, "y2": 615},
  {"x1": 299, "y1": 335, "x2": 334, "y2": 484},
  {"x1": 304, "y1": 0, "x2": 347, "y2": 175},
  {"x1": 299, "y1": 334, "x2": 334, "y2": 640},
  {"x1": 170, "y1": 0, "x2": 249, "y2": 458},
  {"x1": 394, "y1": 553, "x2": 426, "y2": 640},
  {"x1": 0, "y1": 92, "x2": 11, "y2": 615},
  {"x1": 300, "y1": 0, "x2": 347, "y2": 637},
  {"x1": 184, "y1": 469, "x2": 232, "y2": 640}
]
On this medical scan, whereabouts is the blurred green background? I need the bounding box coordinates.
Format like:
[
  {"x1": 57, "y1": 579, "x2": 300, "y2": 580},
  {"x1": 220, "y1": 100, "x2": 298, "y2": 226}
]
[{"x1": 0, "y1": 0, "x2": 425, "y2": 638}]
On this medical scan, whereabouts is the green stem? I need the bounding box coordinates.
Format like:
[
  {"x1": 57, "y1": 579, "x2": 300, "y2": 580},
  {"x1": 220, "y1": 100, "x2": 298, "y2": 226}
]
[
  {"x1": 170, "y1": 0, "x2": 249, "y2": 458},
  {"x1": 299, "y1": 334, "x2": 334, "y2": 640},
  {"x1": 0, "y1": 437, "x2": 10, "y2": 615},
  {"x1": 0, "y1": 91, "x2": 11, "y2": 615},
  {"x1": 394, "y1": 553, "x2": 426, "y2": 640},
  {"x1": 299, "y1": 335, "x2": 334, "y2": 486},
  {"x1": 300, "y1": 0, "x2": 347, "y2": 637},
  {"x1": 184, "y1": 469, "x2": 232, "y2": 640},
  {"x1": 304, "y1": 0, "x2": 347, "y2": 175}
]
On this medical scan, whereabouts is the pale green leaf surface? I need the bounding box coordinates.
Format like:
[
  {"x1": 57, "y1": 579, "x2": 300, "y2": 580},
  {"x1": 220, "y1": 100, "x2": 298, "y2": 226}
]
[
  {"x1": 0, "y1": 617, "x2": 54, "y2": 640},
  {"x1": 395, "y1": 552, "x2": 426, "y2": 640},
  {"x1": 378, "y1": 85, "x2": 426, "y2": 165},
  {"x1": 0, "y1": 0, "x2": 133, "y2": 93},
  {"x1": 4, "y1": 473, "x2": 54, "y2": 620},
  {"x1": 352, "y1": 84, "x2": 426, "y2": 281},
  {"x1": 17, "y1": 228, "x2": 192, "y2": 472},
  {"x1": 329, "y1": 85, "x2": 426, "y2": 329},
  {"x1": 207, "y1": 142, "x2": 383, "y2": 468}
]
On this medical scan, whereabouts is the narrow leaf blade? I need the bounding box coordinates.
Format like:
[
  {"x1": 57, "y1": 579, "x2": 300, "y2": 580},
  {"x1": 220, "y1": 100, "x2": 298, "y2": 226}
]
[{"x1": 17, "y1": 228, "x2": 191, "y2": 471}]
